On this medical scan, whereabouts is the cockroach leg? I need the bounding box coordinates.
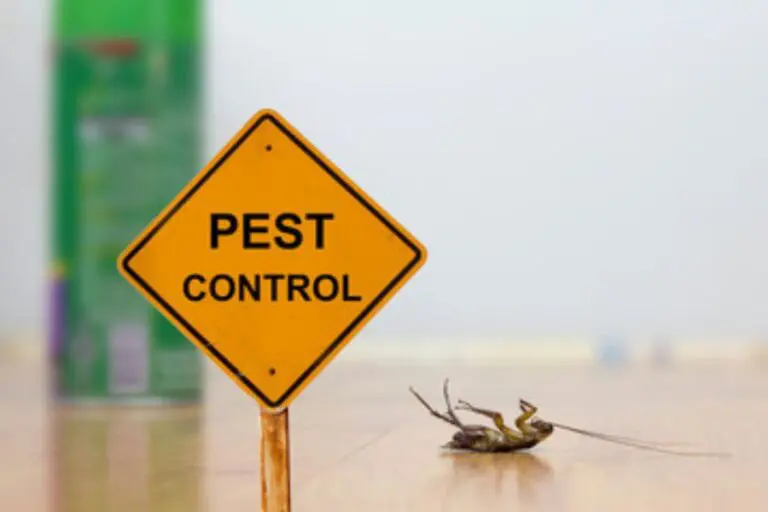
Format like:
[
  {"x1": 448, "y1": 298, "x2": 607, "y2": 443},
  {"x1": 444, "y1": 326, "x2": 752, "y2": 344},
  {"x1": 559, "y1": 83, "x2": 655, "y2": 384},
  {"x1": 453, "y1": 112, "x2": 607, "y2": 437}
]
[
  {"x1": 519, "y1": 399, "x2": 537, "y2": 414},
  {"x1": 409, "y1": 384, "x2": 463, "y2": 429},
  {"x1": 441, "y1": 379, "x2": 465, "y2": 429},
  {"x1": 513, "y1": 400, "x2": 539, "y2": 433},
  {"x1": 456, "y1": 399, "x2": 522, "y2": 438}
]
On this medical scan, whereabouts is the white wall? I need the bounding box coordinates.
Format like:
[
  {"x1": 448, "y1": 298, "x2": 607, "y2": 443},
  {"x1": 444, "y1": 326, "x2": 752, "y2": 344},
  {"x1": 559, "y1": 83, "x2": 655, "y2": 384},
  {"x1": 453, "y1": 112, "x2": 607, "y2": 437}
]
[
  {"x1": 0, "y1": 0, "x2": 48, "y2": 339},
  {"x1": 3, "y1": 0, "x2": 768, "y2": 341}
]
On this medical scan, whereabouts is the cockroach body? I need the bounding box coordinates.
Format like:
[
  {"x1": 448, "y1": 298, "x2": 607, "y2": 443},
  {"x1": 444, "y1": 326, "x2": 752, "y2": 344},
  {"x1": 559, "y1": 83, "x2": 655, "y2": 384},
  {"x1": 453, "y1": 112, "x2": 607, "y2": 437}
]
[{"x1": 409, "y1": 379, "x2": 553, "y2": 453}]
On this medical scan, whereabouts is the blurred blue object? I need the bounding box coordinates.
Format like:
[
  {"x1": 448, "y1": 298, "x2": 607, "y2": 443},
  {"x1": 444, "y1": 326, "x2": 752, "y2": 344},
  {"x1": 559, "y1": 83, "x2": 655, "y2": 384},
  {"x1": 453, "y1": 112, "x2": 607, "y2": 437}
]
[{"x1": 595, "y1": 336, "x2": 628, "y2": 366}]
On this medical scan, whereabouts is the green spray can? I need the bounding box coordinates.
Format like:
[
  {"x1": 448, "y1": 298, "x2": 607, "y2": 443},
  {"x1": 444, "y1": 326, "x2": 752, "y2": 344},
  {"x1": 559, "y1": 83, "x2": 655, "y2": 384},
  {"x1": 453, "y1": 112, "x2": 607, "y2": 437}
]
[{"x1": 50, "y1": 0, "x2": 204, "y2": 404}]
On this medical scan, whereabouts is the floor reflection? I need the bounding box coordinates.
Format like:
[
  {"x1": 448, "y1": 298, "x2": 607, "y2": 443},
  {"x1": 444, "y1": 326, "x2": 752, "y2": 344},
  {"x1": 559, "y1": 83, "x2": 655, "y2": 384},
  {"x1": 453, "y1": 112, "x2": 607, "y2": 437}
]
[
  {"x1": 440, "y1": 450, "x2": 554, "y2": 509},
  {"x1": 50, "y1": 405, "x2": 204, "y2": 512}
]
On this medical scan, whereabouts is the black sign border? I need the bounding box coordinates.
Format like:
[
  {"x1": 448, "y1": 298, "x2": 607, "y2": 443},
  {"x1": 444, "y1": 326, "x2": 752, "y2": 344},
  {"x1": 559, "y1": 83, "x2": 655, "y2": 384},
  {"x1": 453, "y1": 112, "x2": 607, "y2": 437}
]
[{"x1": 121, "y1": 112, "x2": 424, "y2": 409}]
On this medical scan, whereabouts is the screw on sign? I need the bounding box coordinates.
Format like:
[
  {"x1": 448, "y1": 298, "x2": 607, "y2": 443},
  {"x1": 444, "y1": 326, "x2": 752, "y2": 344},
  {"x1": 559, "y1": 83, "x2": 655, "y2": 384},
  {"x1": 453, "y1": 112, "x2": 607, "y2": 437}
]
[{"x1": 117, "y1": 109, "x2": 427, "y2": 511}]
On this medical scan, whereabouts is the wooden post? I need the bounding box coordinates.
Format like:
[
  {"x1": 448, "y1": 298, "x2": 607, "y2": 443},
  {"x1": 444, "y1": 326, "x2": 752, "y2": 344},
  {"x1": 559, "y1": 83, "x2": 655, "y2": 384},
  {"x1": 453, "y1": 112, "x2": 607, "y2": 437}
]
[{"x1": 260, "y1": 408, "x2": 291, "y2": 512}]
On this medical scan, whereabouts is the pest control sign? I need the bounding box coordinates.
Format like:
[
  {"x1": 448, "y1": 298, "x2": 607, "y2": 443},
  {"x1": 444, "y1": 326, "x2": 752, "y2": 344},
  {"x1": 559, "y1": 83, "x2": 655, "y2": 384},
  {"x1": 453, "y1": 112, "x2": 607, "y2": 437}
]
[{"x1": 117, "y1": 109, "x2": 427, "y2": 410}]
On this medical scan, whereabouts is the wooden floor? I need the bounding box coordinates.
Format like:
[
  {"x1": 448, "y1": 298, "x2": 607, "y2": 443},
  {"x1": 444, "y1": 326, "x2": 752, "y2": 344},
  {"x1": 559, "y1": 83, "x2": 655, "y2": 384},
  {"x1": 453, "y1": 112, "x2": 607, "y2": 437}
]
[{"x1": 2, "y1": 354, "x2": 768, "y2": 511}]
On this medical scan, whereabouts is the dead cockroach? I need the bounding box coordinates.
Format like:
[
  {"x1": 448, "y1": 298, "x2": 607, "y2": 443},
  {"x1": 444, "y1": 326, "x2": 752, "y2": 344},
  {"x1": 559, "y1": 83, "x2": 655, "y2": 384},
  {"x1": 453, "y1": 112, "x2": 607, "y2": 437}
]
[
  {"x1": 410, "y1": 379, "x2": 730, "y2": 457},
  {"x1": 409, "y1": 379, "x2": 553, "y2": 453}
]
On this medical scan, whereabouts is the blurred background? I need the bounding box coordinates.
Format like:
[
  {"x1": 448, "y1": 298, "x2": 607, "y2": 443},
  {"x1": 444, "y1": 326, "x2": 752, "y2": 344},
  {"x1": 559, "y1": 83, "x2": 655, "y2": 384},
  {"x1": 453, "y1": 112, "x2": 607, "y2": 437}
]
[
  {"x1": 3, "y1": 0, "x2": 768, "y2": 360},
  {"x1": 3, "y1": 1, "x2": 768, "y2": 511}
]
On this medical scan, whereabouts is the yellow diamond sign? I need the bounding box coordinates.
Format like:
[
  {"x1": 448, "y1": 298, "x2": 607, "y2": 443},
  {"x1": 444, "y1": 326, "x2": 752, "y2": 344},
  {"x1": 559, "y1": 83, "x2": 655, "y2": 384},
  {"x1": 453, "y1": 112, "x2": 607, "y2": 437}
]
[{"x1": 117, "y1": 109, "x2": 427, "y2": 410}]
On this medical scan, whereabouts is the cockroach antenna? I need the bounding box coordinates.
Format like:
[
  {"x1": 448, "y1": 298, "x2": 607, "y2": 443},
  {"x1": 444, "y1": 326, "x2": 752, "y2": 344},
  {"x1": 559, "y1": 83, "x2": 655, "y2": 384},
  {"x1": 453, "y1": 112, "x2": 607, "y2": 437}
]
[{"x1": 547, "y1": 421, "x2": 732, "y2": 458}]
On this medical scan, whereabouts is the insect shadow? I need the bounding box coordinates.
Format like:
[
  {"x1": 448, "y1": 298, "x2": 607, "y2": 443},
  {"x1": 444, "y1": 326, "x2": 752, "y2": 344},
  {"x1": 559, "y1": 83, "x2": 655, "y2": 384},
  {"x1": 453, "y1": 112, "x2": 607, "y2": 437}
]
[{"x1": 438, "y1": 450, "x2": 555, "y2": 509}]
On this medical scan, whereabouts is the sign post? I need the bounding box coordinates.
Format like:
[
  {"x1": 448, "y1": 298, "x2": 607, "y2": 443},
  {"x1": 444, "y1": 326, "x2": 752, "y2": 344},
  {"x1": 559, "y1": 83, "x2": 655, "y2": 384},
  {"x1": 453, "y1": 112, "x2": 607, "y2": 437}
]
[
  {"x1": 260, "y1": 408, "x2": 290, "y2": 512},
  {"x1": 117, "y1": 109, "x2": 427, "y2": 510}
]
